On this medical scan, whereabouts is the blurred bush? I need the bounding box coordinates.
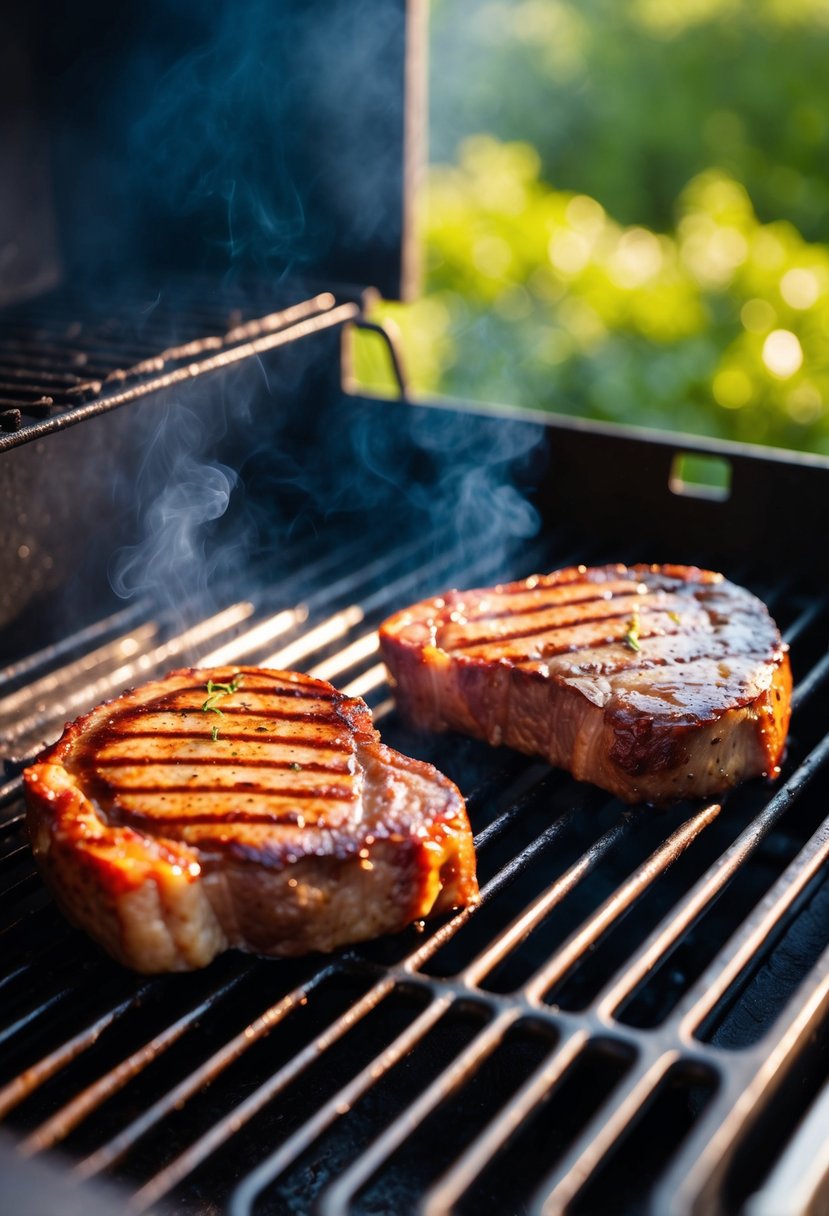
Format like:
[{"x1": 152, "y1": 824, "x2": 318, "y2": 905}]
[{"x1": 355, "y1": 0, "x2": 829, "y2": 453}]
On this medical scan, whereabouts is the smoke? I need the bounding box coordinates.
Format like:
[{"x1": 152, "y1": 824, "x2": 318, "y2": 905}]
[
  {"x1": 331, "y1": 392, "x2": 544, "y2": 579},
  {"x1": 108, "y1": 404, "x2": 238, "y2": 607},
  {"x1": 103, "y1": 308, "x2": 324, "y2": 618},
  {"x1": 126, "y1": 2, "x2": 306, "y2": 276},
  {"x1": 40, "y1": 0, "x2": 410, "y2": 294},
  {"x1": 40, "y1": 0, "x2": 546, "y2": 636},
  {"x1": 408, "y1": 401, "x2": 542, "y2": 564}
]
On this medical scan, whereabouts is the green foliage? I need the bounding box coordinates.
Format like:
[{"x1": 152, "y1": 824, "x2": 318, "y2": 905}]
[
  {"x1": 355, "y1": 0, "x2": 829, "y2": 454},
  {"x1": 429, "y1": 0, "x2": 829, "y2": 240}
]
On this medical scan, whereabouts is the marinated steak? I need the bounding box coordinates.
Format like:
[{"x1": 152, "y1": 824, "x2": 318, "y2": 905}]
[
  {"x1": 24, "y1": 667, "x2": 477, "y2": 972},
  {"x1": 380, "y1": 564, "x2": 792, "y2": 804}
]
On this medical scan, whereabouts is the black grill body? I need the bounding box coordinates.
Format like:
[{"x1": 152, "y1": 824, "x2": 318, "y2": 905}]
[
  {"x1": 1, "y1": 374, "x2": 828, "y2": 1216},
  {"x1": 3, "y1": 3, "x2": 829, "y2": 1214},
  {"x1": 2, "y1": 0, "x2": 417, "y2": 305}
]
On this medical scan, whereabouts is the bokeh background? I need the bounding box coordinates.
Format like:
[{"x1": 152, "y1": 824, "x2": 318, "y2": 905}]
[{"x1": 357, "y1": 0, "x2": 829, "y2": 455}]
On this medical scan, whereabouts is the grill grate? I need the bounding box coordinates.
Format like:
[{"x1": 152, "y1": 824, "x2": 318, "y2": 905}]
[
  {"x1": 1, "y1": 526, "x2": 828, "y2": 1215},
  {"x1": 0, "y1": 282, "x2": 361, "y2": 447}
]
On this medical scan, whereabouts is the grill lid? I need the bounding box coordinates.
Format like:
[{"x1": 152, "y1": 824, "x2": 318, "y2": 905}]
[{"x1": 2, "y1": 0, "x2": 423, "y2": 308}]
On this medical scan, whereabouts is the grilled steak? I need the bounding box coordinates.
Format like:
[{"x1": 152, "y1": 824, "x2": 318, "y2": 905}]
[
  {"x1": 380, "y1": 564, "x2": 792, "y2": 804},
  {"x1": 24, "y1": 667, "x2": 478, "y2": 972}
]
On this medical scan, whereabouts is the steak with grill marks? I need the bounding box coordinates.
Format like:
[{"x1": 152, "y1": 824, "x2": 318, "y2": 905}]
[
  {"x1": 379, "y1": 564, "x2": 792, "y2": 805},
  {"x1": 24, "y1": 667, "x2": 478, "y2": 972}
]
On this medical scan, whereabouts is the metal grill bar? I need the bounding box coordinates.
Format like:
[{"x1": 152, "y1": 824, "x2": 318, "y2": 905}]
[
  {"x1": 227, "y1": 996, "x2": 454, "y2": 1216},
  {"x1": 460, "y1": 813, "x2": 635, "y2": 987},
  {"x1": 0, "y1": 800, "x2": 27, "y2": 833},
  {"x1": 0, "y1": 844, "x2": 31, "y2": 874},
  {"x1": 531, "y1": 1052, "x2": 678, "y2": 1215},
  {"x1": 201, "y1": 532, "x2": 445, "y2": 668},
  {"x1": 463, "y1": 710, "x2": 826, "y2": 1213},
  {"x1": 317, "y1": 1009, "x2": 518, "y2": 1216},
  {"x1": 309, "y1": 630, "x2": 381, "y2": 682},
  {"x1": 419, "y1": 1029, "x2": 590, "y2": 1216},
  {"x1": 782, "y1": 594, "x2": 828, "y2": 644},
  {"x1": 125, "y1": 975, "x2": 398, "y2": 1214},
  {"x1": 73, "y1": 967, "x2": 337, "y2": 1182},
  {"x1": 0, "y1": 528, "x2": 464, "y2": 805},
  {"x1": 673, "y1": 735, "x2": 829, "y2": 1035},
  {"x1": 0, "y1": 290, "x2": 337, "y2": 408},
  {"x1": 654, "y1": 949, "x2": 829, "y2": 1216},
  {"x1": 0, "y1": 989, "x2": 153, "y2": 1120},
  {"x1": 0, "y1": 623, "x2": 161, "y2": 744},
  {"x1": 1, "y1": 603, "x2": 254, "y2": 758},
  {"x1": 0, "y1": 298, "x2": 359, "y2": 453},
  {"x1": 0, "y1": 987, "x2": 79, "y2": 1050},
  {"x1": 114, "y1": 789, "x2": 577, "y2": 1214},
  {"x1": 200, "y1": 607, "x2": 308, "y2": 667},
  {"x1": 746, "y1": 1074, "x2": 829, "y2": 1216},
  {"x1": 791, "y1": 649, "x2": 829, "y2": 710},
  {"x1": 342, "y1": 663, "x2": 388, "y2": 701},
  {"x1": 0, "y1": 603, "x2": 150, "y2": 689},
  {"x1": 18, "y1": 971, "x2": 250, "y2": 1156},
  {"x1": 523, "y1": 802, "x2": 724, "y2": 1003},
  {"x1": 66, "y1": 768, "x2": 579, "y2": 1207},
  {"x1": 262, "y1": 605, "x2": 366, "y2": 670},
  {"x1": 592, "y1": 703, "x2": 828, "y2": 1024}
]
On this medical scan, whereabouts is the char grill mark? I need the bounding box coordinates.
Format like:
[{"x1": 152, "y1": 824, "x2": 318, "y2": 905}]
[
  {"x1": 97, "y1": 784, "x2": 356, "y2": 800},
  {"x1": 79, "y1": 678, "x2": 359, "y2": 829},
  {"x1": 445, "y1": 578, "x2": 644, "y2": 624},
  {"x1": 93, "y1": 727, "x2": 354, "y2": 751},
  {"x1": 166, "y1": 678, "x2": 341, "y2": 702},
  {"x1": 179, "y1": 706, "x2": 344, "y2": 722},
  {"x1": 449, "y1": 611, "x2": 691, "y2": 663},
  {"x1": 448, "y1": 611, "x2": 685, "y2": 660},
  {"x1": 442, "y1": 575, "x2": 643, "y2": 618},
  {"x1": 91, "y1": 756, "x2": 351, "y2": 773},
  {"x1": 435, "y1": 577, "x2": 696, "y2": 658},
  {"x1": 104, "y1": 797, "x2": 356, "y2": 830},
  {"x1": 107, "y1": 809, "x2": 336, "y2": 828},
  {"x1": 443, "y1": 604, "x2": 646, "y2": 652}
]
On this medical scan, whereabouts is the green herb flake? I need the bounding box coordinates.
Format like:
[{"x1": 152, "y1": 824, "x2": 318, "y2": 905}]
[
  {"x1": 623, "y1": 613, "x2": 642, "y2": 653},
  {"x1": 668, "y1": 610, "x2": 681, "y2": 624},
  {"x1": 201, "y1": 674, "x2": 244, "y2": 715},
  {"x1": 201, "y1": 674, "x2": 244, "y2": 740}
]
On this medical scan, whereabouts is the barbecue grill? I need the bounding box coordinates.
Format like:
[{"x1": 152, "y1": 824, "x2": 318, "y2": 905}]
[{"x1": 3, "y1": 3, "x2": 829, "y2": 1214}]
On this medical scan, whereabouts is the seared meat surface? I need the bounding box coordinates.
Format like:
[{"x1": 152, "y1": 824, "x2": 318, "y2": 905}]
[
  {"x1": 24, "y1": 667, "x2": 477, "y2": 972},
  {"x1": 380, "y1": 564, "x2": 792, "y2": 804}
]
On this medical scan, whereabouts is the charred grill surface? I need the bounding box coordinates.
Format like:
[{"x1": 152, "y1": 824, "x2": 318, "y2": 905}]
[{"x1": 1, "y1": 524, "x2": 828, "y2": 1216}]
